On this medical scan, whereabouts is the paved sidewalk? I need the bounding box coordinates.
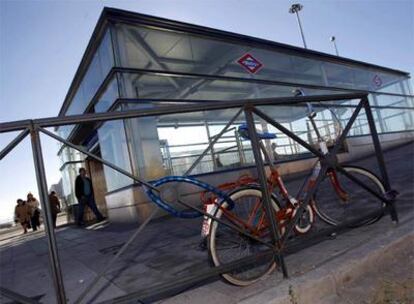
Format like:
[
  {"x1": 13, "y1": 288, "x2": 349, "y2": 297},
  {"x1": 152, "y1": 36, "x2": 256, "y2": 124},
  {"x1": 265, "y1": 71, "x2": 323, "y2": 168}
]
[{"x1": 0, "y1": 142, "x2": 413, "y2": 304}]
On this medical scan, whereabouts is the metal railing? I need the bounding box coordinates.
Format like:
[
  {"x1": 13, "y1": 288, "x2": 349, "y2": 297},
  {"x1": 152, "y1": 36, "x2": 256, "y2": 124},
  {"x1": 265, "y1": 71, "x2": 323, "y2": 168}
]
[{"x1": 0, "y1": 93, "x2": 399, "y2": 304}]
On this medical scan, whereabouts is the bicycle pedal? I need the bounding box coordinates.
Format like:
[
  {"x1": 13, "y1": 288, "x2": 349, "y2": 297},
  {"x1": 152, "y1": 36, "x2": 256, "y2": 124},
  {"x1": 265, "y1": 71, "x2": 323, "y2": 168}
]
[
  {"x1": 328, "y1": 232, "x2": 337, "y2": 239},
  {"x1": 385, "y1": 189, "x2": 399, "y2": 200}
]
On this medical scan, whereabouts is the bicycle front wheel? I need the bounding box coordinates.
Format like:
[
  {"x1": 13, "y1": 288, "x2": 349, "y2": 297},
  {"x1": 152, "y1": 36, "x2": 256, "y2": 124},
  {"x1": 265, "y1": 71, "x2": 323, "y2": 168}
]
[
  {"x1": 313, "y1": 165, "x2": 386, "y2": 227},
  {"x1": 208, "y1": 187, "x2": 281, "y2": 286}
]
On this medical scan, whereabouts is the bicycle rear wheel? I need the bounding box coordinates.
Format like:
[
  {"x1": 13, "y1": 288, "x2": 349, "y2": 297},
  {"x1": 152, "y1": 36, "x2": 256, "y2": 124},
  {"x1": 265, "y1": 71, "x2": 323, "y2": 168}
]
[
  {"x1": 313, "y1": 165, "x2": 385, "y2": 227},
  {"x1": 208, "y1": 187, "x2": 281, "y2": 286}
]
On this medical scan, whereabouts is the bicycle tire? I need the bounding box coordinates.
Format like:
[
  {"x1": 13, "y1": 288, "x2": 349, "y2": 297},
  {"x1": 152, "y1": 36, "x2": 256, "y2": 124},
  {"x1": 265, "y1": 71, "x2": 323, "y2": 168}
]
[
  {"x1": 313, "y1": 165, "x2": 386, "y2": 227},
  {"x1": 208, "y1": 186, "x2": 281, "y2": 286}
]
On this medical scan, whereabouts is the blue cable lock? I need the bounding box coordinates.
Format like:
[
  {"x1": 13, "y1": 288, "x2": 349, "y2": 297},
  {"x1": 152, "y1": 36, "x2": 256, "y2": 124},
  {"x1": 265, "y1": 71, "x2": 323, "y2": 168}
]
[{"x1": 145, "y1": 175, "x2": 235, "y2": 218}]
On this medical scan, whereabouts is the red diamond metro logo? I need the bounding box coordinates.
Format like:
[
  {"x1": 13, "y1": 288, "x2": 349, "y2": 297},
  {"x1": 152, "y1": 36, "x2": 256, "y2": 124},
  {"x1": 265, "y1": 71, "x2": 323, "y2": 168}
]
[{"x1": 237, "y1": 53, "x2": 263, "y2": 74}]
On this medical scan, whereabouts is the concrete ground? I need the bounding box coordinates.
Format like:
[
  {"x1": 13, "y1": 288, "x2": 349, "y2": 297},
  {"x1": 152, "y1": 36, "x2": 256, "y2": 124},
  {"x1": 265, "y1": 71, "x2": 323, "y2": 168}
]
[{"x1": 0, "y1": 142, "x2": 413, "y2": 304}]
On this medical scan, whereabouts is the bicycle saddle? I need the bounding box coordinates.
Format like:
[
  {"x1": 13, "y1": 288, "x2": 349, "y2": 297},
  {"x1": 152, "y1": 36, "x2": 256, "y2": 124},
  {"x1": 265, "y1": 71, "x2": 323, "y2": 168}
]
[{"x1": 238, "y1": 124, "x2": 277, "y2": 140}]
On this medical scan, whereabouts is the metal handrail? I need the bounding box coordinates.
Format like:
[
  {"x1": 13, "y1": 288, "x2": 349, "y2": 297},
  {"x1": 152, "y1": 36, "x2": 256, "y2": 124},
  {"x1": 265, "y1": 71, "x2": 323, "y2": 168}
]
[{"x1": 0, "y1": 92, "x2": 399, "y2": 304}]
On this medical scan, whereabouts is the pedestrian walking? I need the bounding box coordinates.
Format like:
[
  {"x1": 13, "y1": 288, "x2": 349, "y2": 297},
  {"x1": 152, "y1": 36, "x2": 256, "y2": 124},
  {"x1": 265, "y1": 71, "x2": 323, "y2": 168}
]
[
  {"x1": 75, "y1": 168, "x2": 105, "y2": 226},
  {"x1": 14, "y1": 199, "x2": 31, "y2": 234},
  {"x1": 49, "y1": 191, "x2": 61, "y2": 228},
  {"x1": 27, "y1": 193, "x2": 41, "y2": 231}
]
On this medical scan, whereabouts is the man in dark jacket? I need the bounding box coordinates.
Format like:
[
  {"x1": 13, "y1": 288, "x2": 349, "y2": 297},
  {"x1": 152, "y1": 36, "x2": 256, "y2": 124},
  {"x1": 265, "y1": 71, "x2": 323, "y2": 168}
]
[
  {"x1": 75, "y1": 168, "x2": 105, "y2": 226},
  {"x1": 49, "y1": 191, "x2": 61, "y2": 228}
]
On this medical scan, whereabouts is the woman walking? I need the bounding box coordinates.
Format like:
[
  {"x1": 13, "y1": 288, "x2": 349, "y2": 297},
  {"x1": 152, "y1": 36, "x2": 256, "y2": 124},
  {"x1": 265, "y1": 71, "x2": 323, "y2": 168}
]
[
  {"x1": 27, "y1": 193, "x2": 41, "y2": 231},
  {"x1": 14, "y1": 199, "x2": 31, "y2": 234}
]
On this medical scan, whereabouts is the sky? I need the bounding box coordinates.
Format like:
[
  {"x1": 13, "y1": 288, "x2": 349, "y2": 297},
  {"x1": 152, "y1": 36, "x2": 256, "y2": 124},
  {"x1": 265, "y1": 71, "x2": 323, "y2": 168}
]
[{"x1": 0, "y1": 0, "x2": 413, "y2": 222}]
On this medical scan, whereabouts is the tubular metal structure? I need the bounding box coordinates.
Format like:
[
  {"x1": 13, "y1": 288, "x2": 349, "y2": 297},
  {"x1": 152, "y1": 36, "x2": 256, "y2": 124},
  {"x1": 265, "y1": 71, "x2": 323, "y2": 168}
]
[
  {"x1": 0, "y1": 93, "x2": 399, "y2": 304},
  {"x1": 0, "y1": 128, "x2": 29, "y2": 160},
  {"x1": 29, "y1": 125, "x2": 67, "y2": 304},
  {"x1": 244, "y1": 107, "x2": 288, "y2": 277}
]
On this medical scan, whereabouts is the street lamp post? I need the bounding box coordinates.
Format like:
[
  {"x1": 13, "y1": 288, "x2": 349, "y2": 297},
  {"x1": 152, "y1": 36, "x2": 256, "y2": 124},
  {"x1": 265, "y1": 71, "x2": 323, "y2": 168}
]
[
  {"x1": 330, "y1": 36, "x2": 339, "y2": 56},
  {"x1": 289, "y1": 3, "x2": 307, "y2": 49}
]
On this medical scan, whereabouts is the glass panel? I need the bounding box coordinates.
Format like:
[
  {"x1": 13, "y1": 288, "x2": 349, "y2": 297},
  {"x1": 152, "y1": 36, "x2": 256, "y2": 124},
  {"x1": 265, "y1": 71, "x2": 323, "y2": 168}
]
[
  {"x1": 323, "y1": 62, "x2": 355, "y2": 89},
  {"x1": 57, "y1": 125, "x2": 75, "y2": 139},
  {"x1": 64, "y1": 29, "x2": 115, "y2": 118},
  {"x1": 58, "y1": 146, "x2": 85, "y2": 206},
  {"x1": 66, "y1": 83, "x2": 86, "y2": 115},
  {"x1": 117, "y1": 71, "x2": 342, "y2": 101},
  {"x1": 371, "y1": 72, "x2": 406, "y2": 93},
  {"x1": 114, "y1": 23, "x2": 406, "y2": 92},
  {"x1": 99, "y1": 30, "x2": 114, "y2": 78},
  {"x1": 82, "y1": 52, "x2": 102, "y2": 103},
  {"x1": 372, "y1": 94, "x2": 414, "y2": 108},
  {"x1": 98, "y1": 119, "x2": 133, "y2": 191},
  {"x1": 61, "y1": 162, "x2": 84, "y2": 206},
  {"x1": 380, "y1": 108, "x2": 414, "y2": 132},
  {"x1": 94, "y1": 76, "x2": 119, "y2": 112},
  {"x1": 155, "y1": 108, "x2": 244, "y2": 175}
]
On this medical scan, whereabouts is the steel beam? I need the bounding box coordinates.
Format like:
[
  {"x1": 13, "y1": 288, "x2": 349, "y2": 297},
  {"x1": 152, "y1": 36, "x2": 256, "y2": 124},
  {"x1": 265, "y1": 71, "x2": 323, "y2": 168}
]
[
  {"x1": 363, "y1": 97, "x2": 398, "y2": 222},
  {"x1": 0, "y1": 128, "x2": 29, "y2": 160},
  {"x1": 29, "y1": 125, "x2": 67, "y2": 304},
  {"x1": 244, "y1": 107, "x2": 288, "y2": 277},
  {"x1": 330, "y1": 97, "x2": 365, "y2": 155},
  {"x1": 0, "y1": 93, "x2": 367, "y2": 133},
  {"x1": 252, "y1": 107, "x2": 324, "y2": 157},
  {"x1": 112, "y1": 67, "x2": 412, "y2": 99}
]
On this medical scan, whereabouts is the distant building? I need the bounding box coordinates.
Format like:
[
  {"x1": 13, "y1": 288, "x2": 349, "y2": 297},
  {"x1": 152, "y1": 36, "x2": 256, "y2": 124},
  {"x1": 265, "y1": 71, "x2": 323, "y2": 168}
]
[
  {"x1": 56, "y1": 8, "x2": 413, "y2": 223},
  {"x1": 49, "y1": 178, "x2": 64, "y2": 197}
]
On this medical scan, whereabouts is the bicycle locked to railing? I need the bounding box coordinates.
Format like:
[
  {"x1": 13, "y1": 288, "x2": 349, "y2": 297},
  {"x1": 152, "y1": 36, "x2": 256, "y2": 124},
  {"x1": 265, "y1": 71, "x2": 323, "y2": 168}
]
[
  {"x1": 0, "y1": 93, "x2": 400, "y2": 304},
  {"x1": 144, "y1": 101, "x2": 390, "y2": 286}
]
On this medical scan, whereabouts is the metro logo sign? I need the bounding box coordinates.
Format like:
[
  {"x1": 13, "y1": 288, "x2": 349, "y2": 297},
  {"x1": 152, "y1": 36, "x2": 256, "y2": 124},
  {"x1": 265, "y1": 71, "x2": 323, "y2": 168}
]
[
  {"x1": 237, "y1": 53, "x2": 263, "y2": 74},
  {"x1": 372, "y1": 74, "x2": 383, "y2": 88}
]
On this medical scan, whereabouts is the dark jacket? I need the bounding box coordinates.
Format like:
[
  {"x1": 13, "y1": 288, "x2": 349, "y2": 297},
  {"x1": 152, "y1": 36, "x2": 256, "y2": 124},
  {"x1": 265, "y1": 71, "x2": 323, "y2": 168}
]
[
  {"x1": 49, "y1": 194, "x2": 61, "y2": 215},
  {"x1": 75, "y1": 175, "x2": 94, "y2": 201}
]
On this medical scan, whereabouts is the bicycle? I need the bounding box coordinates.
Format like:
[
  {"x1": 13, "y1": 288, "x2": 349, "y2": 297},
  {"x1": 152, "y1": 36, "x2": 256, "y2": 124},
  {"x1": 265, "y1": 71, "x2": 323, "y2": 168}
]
[
  {"x1": 145, "y1": 103, "x2": 386, "y2": 286},
  {"x1": 205, "y1": 103, "x2": 386, "y2": 286}
]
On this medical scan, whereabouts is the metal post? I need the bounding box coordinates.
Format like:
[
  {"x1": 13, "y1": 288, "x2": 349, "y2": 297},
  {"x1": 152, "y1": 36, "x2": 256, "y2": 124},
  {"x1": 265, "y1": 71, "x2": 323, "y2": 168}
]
[
  {"x1": 244, "y1": 107, "x2": 288, "y2": 278},
  {"x1": 363, "y1": 98, "x2": 398, "y2": 223},
  {"x1": 235, "y1": 130, "x2": 246, "y2": 164},
  {"x1": 288, "y1": 122, "x2": 298, "y2": 154},
  {"x1": 330, "y1": 36, "x2": 339, "y2": 56},
  {"x1": 205, "y1": 121, "x2": 217, "y2": 170},
  {"x1": 289, "y1": 4, "x2": 307, "y2": 49},
  {"x1": 29, "y1": 124, "x2": 67, "y2": 304},
  {"x1": 372, "y1": 95, "x2": 387, "y2": 132},
  {"x1": 295, "y1": 11, "x2": 307, "y2": 49}
]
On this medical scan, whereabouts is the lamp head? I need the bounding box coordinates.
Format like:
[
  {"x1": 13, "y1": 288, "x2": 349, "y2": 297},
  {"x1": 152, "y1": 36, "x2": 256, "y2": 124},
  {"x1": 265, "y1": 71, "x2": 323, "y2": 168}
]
[{"x1": 289, "y1": 3, "x2": 303, "y2": 14}]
